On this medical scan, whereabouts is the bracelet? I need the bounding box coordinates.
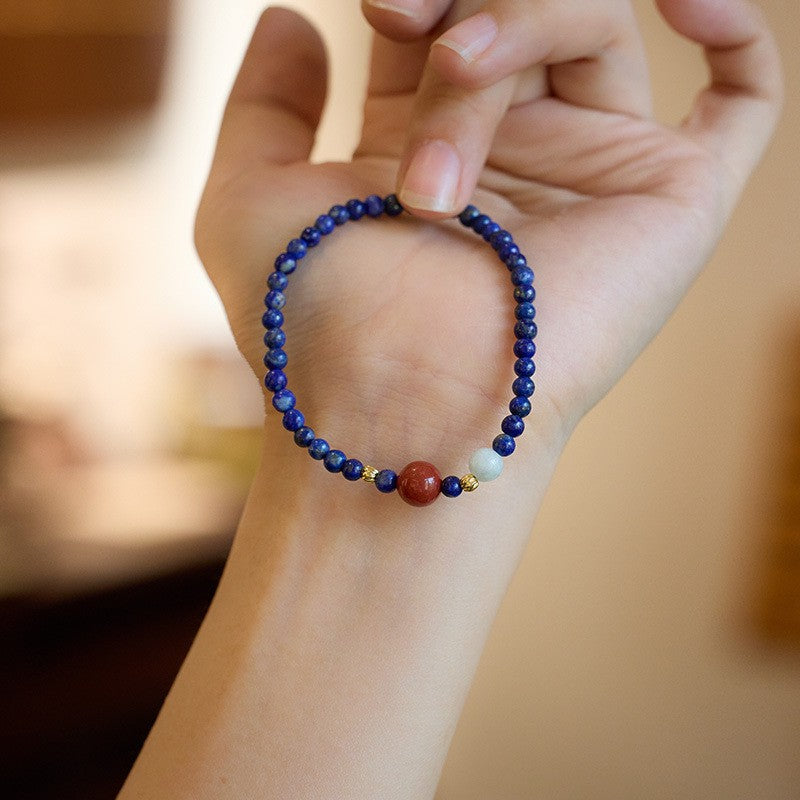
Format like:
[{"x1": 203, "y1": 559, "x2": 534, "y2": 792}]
[{"x1": 262, "y1": 194, "x2": 536, "y2": 507}]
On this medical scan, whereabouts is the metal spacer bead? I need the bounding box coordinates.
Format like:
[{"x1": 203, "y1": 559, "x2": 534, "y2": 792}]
[
  {"x1": 362, "y1": 465, "x2": 379, "y2": 483},
  {"x1": 460, "y1": 474, "x2": 479, "y2": 492}
]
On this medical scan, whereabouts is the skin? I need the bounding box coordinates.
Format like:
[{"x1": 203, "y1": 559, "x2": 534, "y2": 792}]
[{"x1": 118, "y1": 1, "x2": 782, "y2": 797}]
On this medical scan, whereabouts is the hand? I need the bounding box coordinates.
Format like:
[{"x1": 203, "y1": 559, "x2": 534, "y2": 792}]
[
  {"x1": 195, "y1": 0, "x2": 781, "y2": 484},
  {"x1": 120, "y1": 7, "x2": 783, "y2": 795}
]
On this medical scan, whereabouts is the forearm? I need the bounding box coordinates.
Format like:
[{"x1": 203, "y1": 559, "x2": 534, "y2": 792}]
[{"x1": 118, "y1": 420, "x2": 564, "y2": 799}]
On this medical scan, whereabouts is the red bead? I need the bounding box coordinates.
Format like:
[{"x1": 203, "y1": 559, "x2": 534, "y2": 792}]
[{"x1": 397, "y1": 461, "x2": 442, "y2": 507}]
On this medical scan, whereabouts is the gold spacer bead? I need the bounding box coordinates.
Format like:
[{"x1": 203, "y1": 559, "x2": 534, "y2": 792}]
[
  {"x1": 460, "y1": 474, "x2": 479, "y2": 492},
  {"x1": 362, "y1": 465, "x2": 379, "y2": 483}
]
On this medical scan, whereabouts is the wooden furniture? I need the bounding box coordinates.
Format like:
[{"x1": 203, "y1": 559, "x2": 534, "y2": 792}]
[{"x1": 1, "y1": 559, "x2": 223, "y2": 799}]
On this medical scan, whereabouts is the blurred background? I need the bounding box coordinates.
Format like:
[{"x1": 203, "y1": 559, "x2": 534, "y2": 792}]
[{"x1": 0, "y1": 1, "x2": 797, "y2": 798}]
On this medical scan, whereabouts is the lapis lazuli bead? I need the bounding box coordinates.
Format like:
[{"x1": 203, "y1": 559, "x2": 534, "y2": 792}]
[
  {"x1": 342, "y1": 459, "x2": 364, "y2": 481},
  {"x1": 515, "y1": 301, "x2": 536, "y2": 321},
  {"x1": 490, "y1": 230, "x2": 513, "y2": 251},
  {"x1": 315, "y1": 214, "x2": 335, "y2": 235},
  {"x1": 458, "y1": 205, "x2": 479, "y2": 226},
  {"x1": 324, "y1": 449, "x2": 346, "y2": 472},
  {"x1": 294, "y1": 426, "x2": 315, "y2": 447},
  {"x1": 514, "y1": 320, "x2": 536, "y2": 339},
  {"x1": 510, "y1": 396, "x2": 532, "y2": 417},
  {"x1": 514, "y1": 284, "x2": 535, "y2": 303},
  {"x1": 264, "y1": 328, "x2": 286, "y2": 349},
  {"x1": 265, "y1": 290, "x2": 286, "y2": 310},
  {"x1": 481, "y1": 221, "x2": 501, "y2": 241},
  {"x1": 262, "y1": 309, "x2": 284, "y2": 329},
  {"x1": 513, "y1": 376, "x2": 535, "y2": 397},
  {"x1": 287, "y1": 238, "x2": 307, "y2": 258},
  {"x1": 272, "y1": 388, "x2": 295, "y2": 412},
  {"x1": 346, "y1": 199, "x2": 365, "y2": 219},
  {"x1": 375, "y1": 469, "x2": 398, "y2": 493},
  {"x1": 492, "y1": 434, "x2": 516, "y2": 457},
  {"x1": 514, "y1": 338, "x2": 536, "y2": 358},
  {"x1": 384, "y1": 194, "x2": 403, "y2": 216},
  {"x1": 264, "y1": 369, "x2": 287, "y2": 393},
  {"x1": 511, "y1": 265, "x2": 534, "y2": 286},
  {"x1": 505, "y1": 252, "x2": 527, "y2": 270},
  {"x1": 301, "y1": 226, "x2": 322, "y2": 247},
  {"x1": 514, "y1": 358, "x2": 535, "y2": 377},
  {"x1": 267, "y1": 271, "x2": 288, "y2": 291},
  {"x1": 274, "y1": 253, "x2": 297, "y2": 274},
  {"x1": 265, "y1": 348, "x2": 288, "y2": 369},
  {"x1": 441, "y1": 475, "x2": 463, "y2": 497},
  {"x1": 471, "y1": 214, "x2": 492, "y2": 235},
  {"x1": 365, "y1": 194, "x2": 384, "y2": 217},
  {"x1": 282, "y1": 408, "x2": 305, "y2": 431},
  {"x1": 308, "y1": 438, "x2": 330, "y2": 460},
  {"x1": 499, "y1": 242, "x2": 520, "y2": 262},
  {"x1": 329, "y1": 205, "x2": 349, "y2": 225},
  {"x1": 501, "y1": 414, "x2": 525, "y2": 437}
]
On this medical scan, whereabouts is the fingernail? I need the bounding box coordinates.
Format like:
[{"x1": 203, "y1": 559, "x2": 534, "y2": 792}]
[
  {"x1": 399, "y1": 140, "x2": 461, "y2": 213},
  {"x1": 366, "y1": 0, "x2": 423, "y2": 20},
  {"x1": 433, "y1": 12, "x2": 498, "y2": 64}
]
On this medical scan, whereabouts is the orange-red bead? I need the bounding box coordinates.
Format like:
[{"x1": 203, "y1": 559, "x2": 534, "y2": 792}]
[{"x1": 397, "y1": 461, "x2": 442, "y2": 507}]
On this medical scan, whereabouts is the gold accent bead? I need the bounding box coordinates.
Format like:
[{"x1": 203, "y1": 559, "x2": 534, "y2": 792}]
[
  {"x1": 460, "y1": 474, "x2": 479, "y2": 492},
  {"x1": 362, "y1": 465, "x2": 379, "y2": 483}
]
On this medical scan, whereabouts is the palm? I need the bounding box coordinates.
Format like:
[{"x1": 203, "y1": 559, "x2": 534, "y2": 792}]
[{"x1": 200, "y1": 102, "x2": 715, "y2": 465}]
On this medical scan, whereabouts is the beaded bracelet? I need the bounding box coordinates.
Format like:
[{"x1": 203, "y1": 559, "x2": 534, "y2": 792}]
[{"x1": 262, "y1": 194, "x2": 536, "y2": 507}]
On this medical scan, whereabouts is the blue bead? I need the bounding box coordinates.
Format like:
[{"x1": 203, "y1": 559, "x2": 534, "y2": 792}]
[
  {"x1": 346, "y1": 199, "x2": 365, "y2": 220},
  {"x1": 315, "y1": 214, "x2": 335, "y2": 235},
  {"x1": 514, "y1": 358, "x2": 535, "y2": 377},
  {"x1": 493, "y1": 434, "x2": 516, "y2": 457},
  {"x1": 342, "y1": 459, "x2": 364, "y2": 481},
  {"x1": 264, "y1": 328, "x2": 286, "y2": 349},
  {"x1": 293, "y1": 426, "x2": 315, "y2": 447},
  {"x1": 471, "y1": 214, "x2": 493, "y2": 235},
  {"x1": 510, "y1": 396, "x2": 532, "y2": 417},
  {"x1": 324, "y1": 449, "x2": 346, "y2": 472},
  {"x1": 441, "y1": 475, "x2": 463, "y2": 497},
  {"x1": 514, "y1": 338, "x2": 536, "y2": 358},
  {"x1": 308, "y1": 438, "x2": 330, "y2": 460},
  {"x1": 383, "y1": 194, "x2": 403, "y2": 216},
  {"x1": 490, "y1": 229, "x2": 513, "y2": 251},
  {"x1": 505, "y1": 253, "x2": 527, "y2": 270},
  {"x1": 515, "y1": 301, "x2": 536, "y2": 321},
  {"x1": 274, "y1": 253, "x2": 297, "y2": 274},
  {"x1": 301, "y1": 226, "x2": 322, "y2": 247},
  {"x1": 458, "y1": 205, "x2": 479, "y2": 226},
  {"x1": 514, "y1": 284, "x2": 535, "y2": 303},
  {"x1": 287, "y1": 238, "x2": 307, "y2": 258},
  {"x1": 264, "y1": 289, "x2": 286, "y2": 310},
  {"x1": 511, "y1": 265, "x2": 535, "y2": 286},
  {"x1": 375, "y1": 469, "x2": 398, "y2": 493},
  {"x1": 499, "y1": 242, "x2": 520, "y2": 262},
  {"x1": 328, "y1": 205, "x2": 349, "y2": 225},
  {"x1": 265, "y1": 348, "x2": 288, "y2": 369},
  {"x1": 262, "y1": 309, "x2": 284, "y2": 329},
  {"x1": 512, "y1": 376, "x2": 535, "y2": 397},
  {"x1": 365, "y1": 194, "x2": 384, "y2": 217},
  {"x1": 272, "y1": 388, "x2": 295, "y2": 412},
  {"x1": 514, "y1": 320, "x2": 536, "y2": 339},
  {"x1": 264, "y1": 369, "x2": 287, "y2": 392},
  {"x1": 267, "y1": 271, "x2": 288, "y2": 291},
  {"x1": 481, "y1": 221, "x2": 501, "y2": 241},
  {"x1": 501, "y1": 414, "x2": 525, "y2": 438},
  {"x1": 282, "y1": 408, "x2": 305, "y2": 431}
]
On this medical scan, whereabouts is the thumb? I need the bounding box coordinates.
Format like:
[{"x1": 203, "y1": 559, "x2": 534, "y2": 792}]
[{"x1": 211, "y1": 7, "x2": 328, "y2": 181}]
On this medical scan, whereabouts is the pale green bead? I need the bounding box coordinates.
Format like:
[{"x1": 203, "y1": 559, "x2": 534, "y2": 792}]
[{"x1": 469, "y1": 447, "x2": 503, "y2": 482}]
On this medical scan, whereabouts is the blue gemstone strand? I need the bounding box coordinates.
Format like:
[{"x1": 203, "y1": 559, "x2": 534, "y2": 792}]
[{"x1": 261, "y1": 195, "x2": 537, "y2": 505}]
